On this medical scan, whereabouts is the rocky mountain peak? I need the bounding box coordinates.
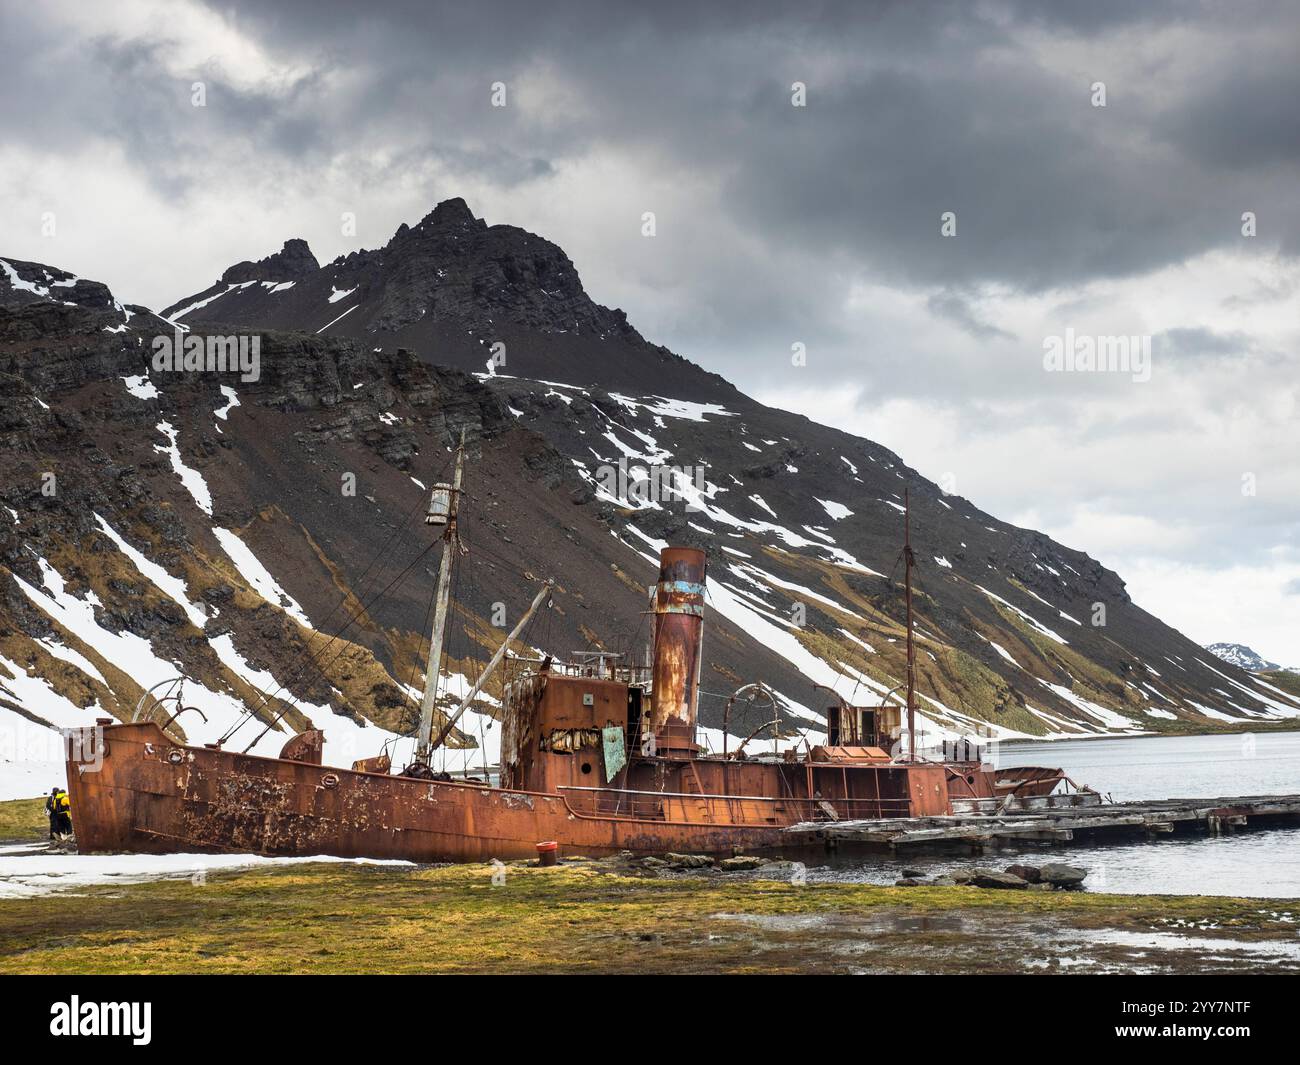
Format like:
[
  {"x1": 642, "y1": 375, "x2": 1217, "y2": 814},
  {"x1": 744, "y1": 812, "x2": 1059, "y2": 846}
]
[
  {"x1": 221, "y1": 238, "x2": 320, "y2": 285},
  {"x1": 1, "y1": 257, "x2": 117, "y2": 314},
  {"x1": 423, "y1": 197, "x2": 483, "y2": 231},
  {"x1": 161, "y1": 198, "x2": 665, "y2": 373}
]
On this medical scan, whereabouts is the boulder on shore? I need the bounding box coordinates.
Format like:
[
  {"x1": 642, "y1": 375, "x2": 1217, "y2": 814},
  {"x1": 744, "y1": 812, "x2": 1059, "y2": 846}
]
[
  {"x1": 664, "y1": 852, "x2": 713, "y2": 869},
  {"x1": 720, "y1": 855, "x2": 765, "y2": 871},
  {"x1": 1040, "y1": 863, "x2": 1088, "y2": 889},
  {"x1": 1004, "y1": 863, "x2": 1042, "y2": 883}
]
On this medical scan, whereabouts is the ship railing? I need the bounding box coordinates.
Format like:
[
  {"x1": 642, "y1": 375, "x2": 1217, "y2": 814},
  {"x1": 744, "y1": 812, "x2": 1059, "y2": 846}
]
[
  {"x1": 505, "y1": 655, "x2": 653, "y2": 685},
  {"x1": 556, "y1": 785, "x2": 913, "y2": 824}
]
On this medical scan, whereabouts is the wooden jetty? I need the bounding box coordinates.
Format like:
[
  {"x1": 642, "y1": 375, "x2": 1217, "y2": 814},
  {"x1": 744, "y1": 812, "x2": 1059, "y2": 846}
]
[{"x1": 787, "y1": 793, "x2": 1300, "y2": 853}]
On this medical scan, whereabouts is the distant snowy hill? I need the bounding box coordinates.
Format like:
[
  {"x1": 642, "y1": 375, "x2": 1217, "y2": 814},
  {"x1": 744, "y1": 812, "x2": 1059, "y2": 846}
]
[{"x1": 1204, "y1": 643, "x2": 1281, "y2": 673}]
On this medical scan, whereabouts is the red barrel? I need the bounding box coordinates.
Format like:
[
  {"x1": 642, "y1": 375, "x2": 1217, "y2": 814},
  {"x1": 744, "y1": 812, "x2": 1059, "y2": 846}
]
[{"x1": 536, "y1": 840, "x2": 559, "y2": 866}]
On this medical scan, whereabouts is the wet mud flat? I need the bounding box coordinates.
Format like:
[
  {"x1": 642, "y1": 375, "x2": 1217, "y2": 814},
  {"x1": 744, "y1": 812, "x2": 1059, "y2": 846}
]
[
  {"x1": 703, "y1": 908, "x2": 1300, "y2": 974},
  {"x1": 0, "y1": 851, "x2": 1296, "y2": 974}
]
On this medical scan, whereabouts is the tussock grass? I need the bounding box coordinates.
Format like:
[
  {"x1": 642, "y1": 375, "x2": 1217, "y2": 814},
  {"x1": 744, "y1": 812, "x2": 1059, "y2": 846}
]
[
  {"x1": 0, "y1": 797, "x2": 47, "y2": 841},
  {"x1": 0, "y1": 859, "x2": 1292, "y2": 974}
]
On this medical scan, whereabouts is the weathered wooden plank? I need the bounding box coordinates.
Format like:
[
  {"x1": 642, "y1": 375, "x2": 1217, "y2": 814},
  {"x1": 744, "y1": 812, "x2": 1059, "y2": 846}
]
[{"x1": 788, "y1": 792, "x2": 1300, "y2": 849}]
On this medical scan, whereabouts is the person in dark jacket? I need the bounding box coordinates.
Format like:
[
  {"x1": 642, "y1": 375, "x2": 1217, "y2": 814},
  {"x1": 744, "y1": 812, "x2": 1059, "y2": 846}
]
[{"x1": 45, "y1": 786, "x2": 72, "y2": 840}]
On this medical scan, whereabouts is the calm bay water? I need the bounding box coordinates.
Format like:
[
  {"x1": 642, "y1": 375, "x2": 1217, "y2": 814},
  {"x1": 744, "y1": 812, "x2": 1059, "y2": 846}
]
[
  {"x1": 812, "y1": 732, "x2": 1300, "y2": 897},
  {"x1": 997, "y1": 731, "x2": 1300, "y2": 802}
]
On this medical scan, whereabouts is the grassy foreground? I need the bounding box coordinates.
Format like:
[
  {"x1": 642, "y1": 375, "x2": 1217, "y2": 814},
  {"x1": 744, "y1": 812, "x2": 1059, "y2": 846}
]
[
  {"x1": 1, "y1": 857, "x2": 1297, "y2": 974},
  {"x1": 0, "y1": 797, "x2": 45, "y2": 841}
]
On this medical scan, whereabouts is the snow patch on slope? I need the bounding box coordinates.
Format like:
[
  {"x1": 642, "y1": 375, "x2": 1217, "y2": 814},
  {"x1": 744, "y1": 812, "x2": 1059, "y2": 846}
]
[
  {"x1": 94, "y1": 515, "x2": 207, "y2": 628},
  {"x1": 154, "y1": 421, "x2": 213, "y2": 515},
  {"x1": 816, "y1": 498, "x2": 853, "y2": 521},
  {"x1": 122, "y1": 375, "x2": 159, "y2": 400},
  {"x1": 212, "y1": 528, "x2": 313, "y2": 629}
]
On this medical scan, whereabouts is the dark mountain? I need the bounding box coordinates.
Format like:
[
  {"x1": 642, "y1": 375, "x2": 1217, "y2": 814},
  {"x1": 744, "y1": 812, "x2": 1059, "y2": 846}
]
[
  {"x1": 3, "y1": 209, "x2": 1298, "y2": 794},
  {"x1": 0, "y1": 250, "x2": 812, "y2": 794},
  {"x1": 162, "y1": 197, "x2": 734, "y2": 401},
  {"x1": 220, "y1": 238, "x2": 320, "y2": 286}
]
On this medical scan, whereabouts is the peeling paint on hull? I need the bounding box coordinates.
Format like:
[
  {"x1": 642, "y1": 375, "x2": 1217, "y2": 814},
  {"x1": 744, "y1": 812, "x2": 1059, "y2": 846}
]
[{"x1": 66, "y1": 722, "x2": 823, "y2": 861}]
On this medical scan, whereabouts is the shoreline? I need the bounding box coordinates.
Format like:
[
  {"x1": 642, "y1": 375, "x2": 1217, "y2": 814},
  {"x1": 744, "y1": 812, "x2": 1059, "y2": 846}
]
[
  {"x1": 4, "y1": 798, "x2": 1298, "y2": 974},
  {"x1": 1, "y1": 857, "x2": 1296, "y2": 975}
]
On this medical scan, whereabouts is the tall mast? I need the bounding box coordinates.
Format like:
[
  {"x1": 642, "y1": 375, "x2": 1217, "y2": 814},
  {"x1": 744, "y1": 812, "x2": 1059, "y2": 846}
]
[
  {"x1": 903, "y1": 486, "x2": 916, "y2": 762},
  {"x1": 413, "y1": 436, "x2": 465, "y2": 767},
  {"x1": 427, "y1": 578, "x2": 554, "y2": 753}
]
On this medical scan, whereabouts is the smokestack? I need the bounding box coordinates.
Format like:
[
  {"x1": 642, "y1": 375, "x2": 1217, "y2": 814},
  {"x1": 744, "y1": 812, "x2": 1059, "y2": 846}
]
[{"x1": 650, "y1": 547, "x2": 707, "y2": 730}]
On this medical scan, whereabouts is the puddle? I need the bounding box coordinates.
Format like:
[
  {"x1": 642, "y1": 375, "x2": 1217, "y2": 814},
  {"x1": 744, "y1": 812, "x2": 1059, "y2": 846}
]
[
  {"x1": 1079, "y1": 928, "x2": 1300, "y2": 961},
  {"x1": 716, "y1": 911, "x2": 966, "y2": 934},
  {"x1": 708, "y1": 909, "x2": 1300, "y2": 973}
]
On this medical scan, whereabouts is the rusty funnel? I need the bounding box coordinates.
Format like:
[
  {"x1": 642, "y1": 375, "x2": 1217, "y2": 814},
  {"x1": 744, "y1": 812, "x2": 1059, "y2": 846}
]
[{"x1": 650, "y1": 546, "x2": 706, "y2": 736}]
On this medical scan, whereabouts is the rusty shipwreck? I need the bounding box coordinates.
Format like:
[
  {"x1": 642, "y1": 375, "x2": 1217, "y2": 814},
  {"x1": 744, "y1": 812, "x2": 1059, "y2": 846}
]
[{"x1": 64, "y1": 442, "x2": 1092, "y2": 861}]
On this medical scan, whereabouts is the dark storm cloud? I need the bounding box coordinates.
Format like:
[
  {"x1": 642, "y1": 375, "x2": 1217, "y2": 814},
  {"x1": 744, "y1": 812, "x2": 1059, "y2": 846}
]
[
  {"x1": 171, "y1": 0, "x2": 1300, "y2": 293},
  {"x1": 6, "y1": 0, "x2": 1297, "y2": 298},
  {"x1": 1160, "y1": 63, "x2": 1300, "y2": 174}
]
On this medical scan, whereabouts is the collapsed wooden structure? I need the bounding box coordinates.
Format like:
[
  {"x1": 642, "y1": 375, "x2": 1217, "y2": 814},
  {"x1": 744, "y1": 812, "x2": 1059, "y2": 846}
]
[{"x1": 790, "y1": 793, "x2": 1300, "y2": 852}]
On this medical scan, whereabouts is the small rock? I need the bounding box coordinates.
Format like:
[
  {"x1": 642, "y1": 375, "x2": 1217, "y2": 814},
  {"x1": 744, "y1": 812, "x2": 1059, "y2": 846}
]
[
  {"x1": 664, "y1": 852, "x2": 713, "y2": 869},
  {"x1": 895, "y1": 877, "x2": 925, "y2": 887},
  {"x1": 1004, "y1": 863, "x2": 1041, "y2": 883},
  {"x1": 930, "y1": 876, "x2": 957, "y2": 886},
  {"x1": 720, "y1": 855, "x2": 765, "y2": 871},
  {"x1": 952, "y1": 871, "x2": 975, "y2": 885},
  {"x1": 901, "y1": 867, "x2": 926, "y2": 879},
  {"x1": 972, "y1": 870, "x2": 1028, "y2": 889},
  {"x1": 1028, "y1": 882, "x2": 1053, "y2": 891},
  {"x1": 640, "y1": 856, "x2": 668, "y2": 868},
  {"x1": 1040, "y1": 863, "x2": 1088, "y2": 889}
]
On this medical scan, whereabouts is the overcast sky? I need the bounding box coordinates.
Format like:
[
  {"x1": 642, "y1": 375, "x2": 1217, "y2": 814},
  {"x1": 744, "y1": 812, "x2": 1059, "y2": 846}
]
[{"x1": 2, "y1": 0, "x2": 1298, "y2": 663}]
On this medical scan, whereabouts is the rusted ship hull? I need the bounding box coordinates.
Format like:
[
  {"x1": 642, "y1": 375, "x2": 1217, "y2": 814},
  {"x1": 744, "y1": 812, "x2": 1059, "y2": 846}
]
[
  {"x1": 64, "y1": 721, "x2": 1078, "y2": 862},
  {"x1": 65, "y1": 541, "x2": 1088, "y2": 864},
  {"x1": 65, "y1": 722, "x2": 826, "y2": 860}
]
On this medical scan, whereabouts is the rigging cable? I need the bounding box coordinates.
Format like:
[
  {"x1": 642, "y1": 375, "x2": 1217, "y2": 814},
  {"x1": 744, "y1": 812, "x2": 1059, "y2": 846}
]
[
  {"x1": 216, "y1": 474, "x2": 444, "y2": 744},
  {"x1": 239, "y1": 535, "x2": 441, "y2": 751}
]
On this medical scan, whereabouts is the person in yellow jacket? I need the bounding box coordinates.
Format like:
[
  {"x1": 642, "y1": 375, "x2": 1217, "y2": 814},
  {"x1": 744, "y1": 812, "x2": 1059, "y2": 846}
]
[{"x1": 45, "y1": 786, "x2": 72, "y2": 840}]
